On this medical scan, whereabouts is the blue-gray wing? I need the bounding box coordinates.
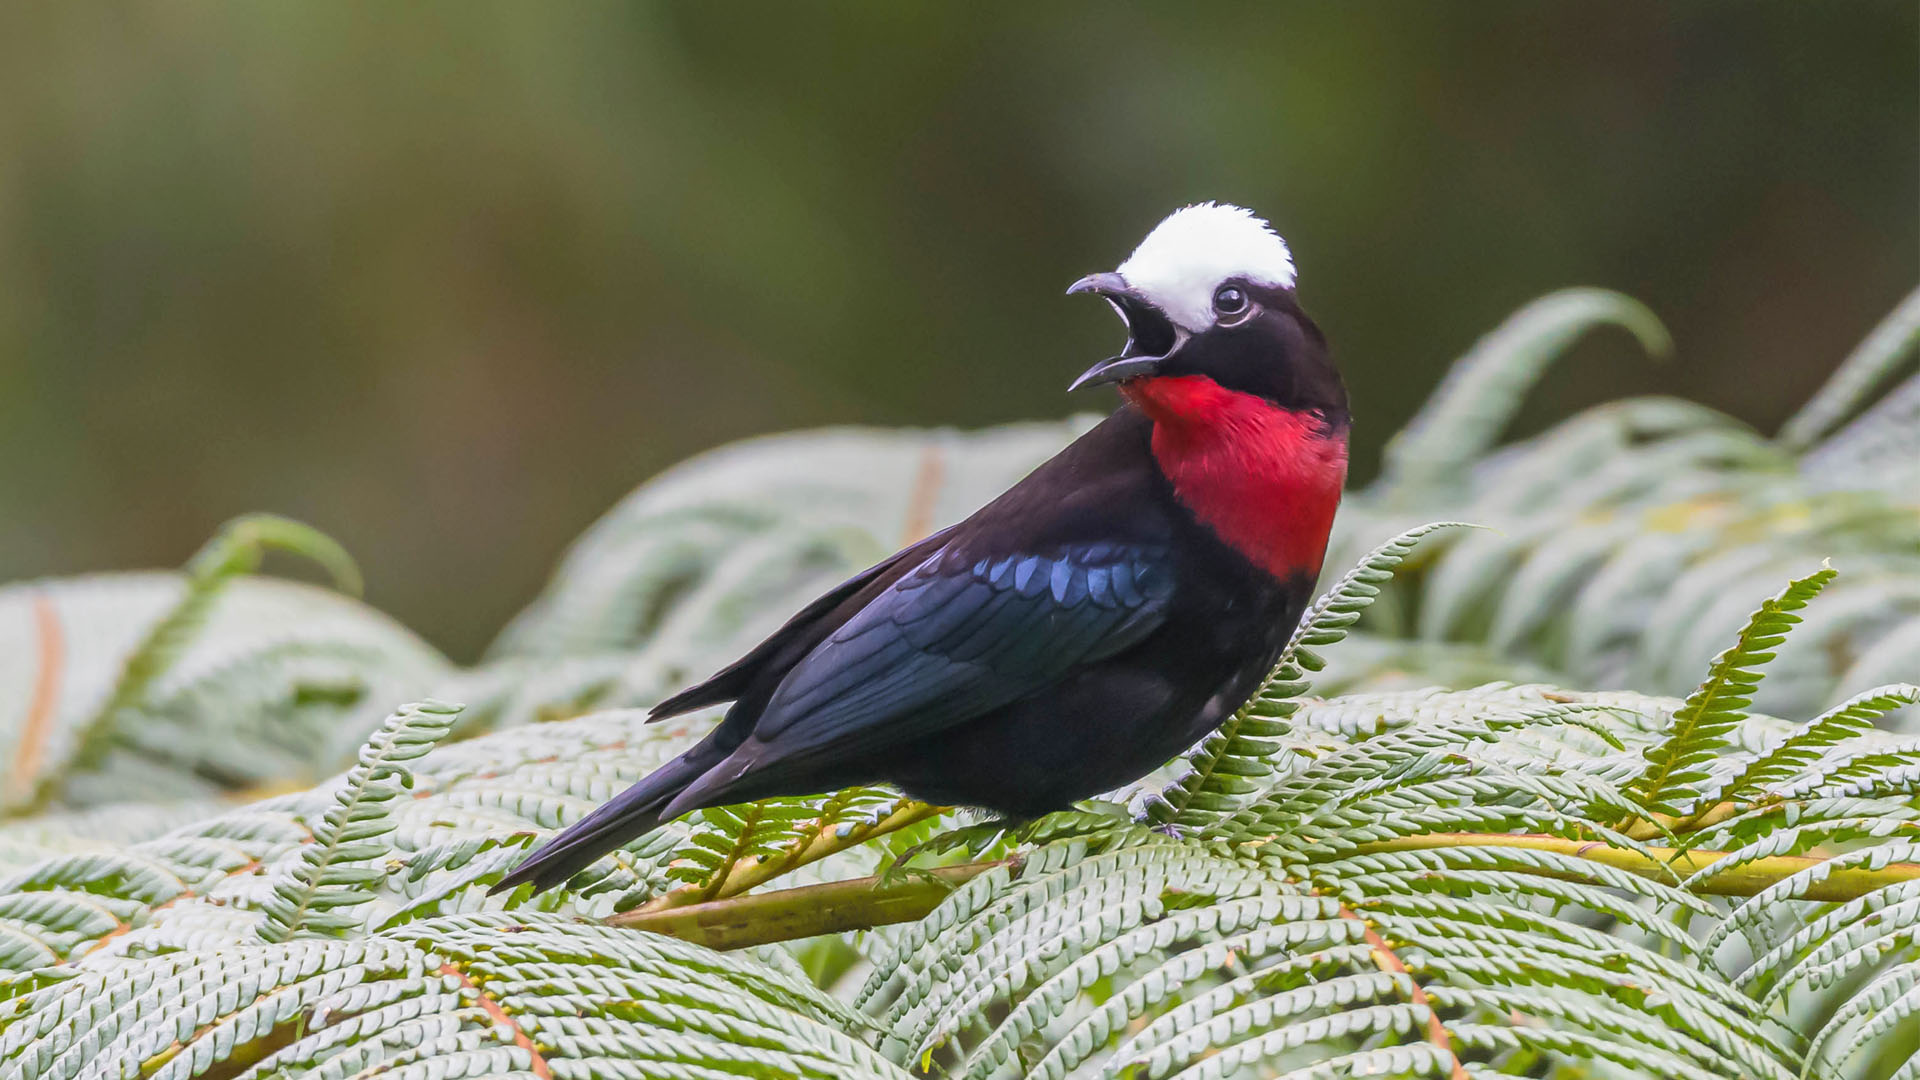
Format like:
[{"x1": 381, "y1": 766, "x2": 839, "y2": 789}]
[{"x1": 747, "y1": 542, "x2": 1174, "y2": 761}]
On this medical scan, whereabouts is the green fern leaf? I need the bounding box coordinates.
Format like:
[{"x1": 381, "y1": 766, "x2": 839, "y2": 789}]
[
  {"x1": 257, "y1": 700, "x2": 460, "y2": 942},
  {"x1": 1145, "y1": 522, "x2": 1477, "y2": 831},
  {"x1": 1624, "y1": 564, "x2": 1837, "y2": 818},
  {"x1": 1711, "y1": 683, "x2": 1920, "y2": 810},
  {"x1": 1379, "y1": 287, "x2": 1671, "y2": 494}
]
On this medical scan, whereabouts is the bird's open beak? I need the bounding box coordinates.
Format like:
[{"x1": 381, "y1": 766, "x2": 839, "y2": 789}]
[{"x1": 1066, "y1": 272, "x2": 1188, "y2": 391}]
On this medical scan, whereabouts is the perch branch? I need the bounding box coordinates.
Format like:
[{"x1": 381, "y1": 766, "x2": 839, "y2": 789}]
[{"x1": 609, "y1": 860, "x2": 1017, "y2": 948}]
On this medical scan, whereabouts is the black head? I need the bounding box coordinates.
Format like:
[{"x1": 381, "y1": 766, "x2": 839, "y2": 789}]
[{"x1": 1067, "y1": 203, "x2": 1347, "y2": 424}]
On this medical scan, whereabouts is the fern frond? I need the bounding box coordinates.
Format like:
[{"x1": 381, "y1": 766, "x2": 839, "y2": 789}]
[
  {"x1": 3, "y1": 518, "x2": 446, "y2": 819},
  {"x1": 1803, "y1": 369, "x2": 1920, "y2": 498},
  {"x1": 1145, "y1": 521, "x2": 1475, "y2": 830},
  {"x1": 89, "y1": 516, "x2": 364, "y2": 762},
  {"x1": 1707, "y1": 683, "x2": 1920, "y2": 812},
  {"x1": 1779, "y1": 285, "x2": 1920, "y2": 450},
  {"x1": 0, "y1": 913, "x2": 912, "y2": 1080},
  {"x1": 1380, "y1": 287, "x2": 1671, "y2": 494},
  {"x1": 257, "y1": 701, "x2": 460, "y2": 942},
  {"x1": 1624, "y1": 564, "x2": 1837, "y2": 818}
]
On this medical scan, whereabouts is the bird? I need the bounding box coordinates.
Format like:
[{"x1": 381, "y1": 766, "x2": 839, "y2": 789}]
[{"x1": 495, "y1": 202, "x2": 1349, "y2": 895}]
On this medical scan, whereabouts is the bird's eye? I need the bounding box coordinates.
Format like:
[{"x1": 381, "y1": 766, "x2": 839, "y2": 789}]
[{"x1": 1213, "y1": 285, "x2": 1249, "y2": 316}]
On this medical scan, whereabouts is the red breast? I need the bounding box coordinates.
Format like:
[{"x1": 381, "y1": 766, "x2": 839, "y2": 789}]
[{"x1": 1123, "y1": 375, "x2": 1348, "y2": 580}]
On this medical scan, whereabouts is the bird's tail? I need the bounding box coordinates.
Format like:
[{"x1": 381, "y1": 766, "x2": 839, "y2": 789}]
[{"x1": 489, "y1": 746, "x2": 715, "y2": 896}]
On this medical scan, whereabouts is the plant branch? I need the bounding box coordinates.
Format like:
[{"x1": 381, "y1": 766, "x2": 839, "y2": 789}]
[
  {"x1": 609, "y1": 860, "x2": 1015, "y2": 948},
  {"x1": 609, "y1": 832, "x2": 1920, "y2": 951}
]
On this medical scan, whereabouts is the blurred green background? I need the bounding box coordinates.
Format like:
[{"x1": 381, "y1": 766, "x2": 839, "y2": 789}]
[{"x1": 0, "y1": 3, "x2": 1913, "y2": 660}]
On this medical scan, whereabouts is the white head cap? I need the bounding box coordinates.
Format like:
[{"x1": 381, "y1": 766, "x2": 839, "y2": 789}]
[{"x1": 1116, "y1": 202, "x2": 1296, "y2": 333}]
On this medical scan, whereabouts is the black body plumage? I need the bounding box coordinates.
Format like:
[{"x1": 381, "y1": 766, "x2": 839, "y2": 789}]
[{"x1": 493, "y1": 408, "x2": 1314, "y2": 894}]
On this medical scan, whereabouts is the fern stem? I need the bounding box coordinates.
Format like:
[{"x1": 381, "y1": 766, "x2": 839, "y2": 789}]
[
  {"x1": 1349, "y1": 832, "x2": 1920, "y2": 900},
  {"x1": 609, "y1": 860, "x2": 1013, "y2": 947},
  {"x1": 899, "y1": 443, "x2": 946, "y2": 544},
  {"x1": 438, "y1": 961, "x2": 553, "y2": 1079},
  {"x1": 610, "y1": 833, "x2": 1920, "y2": 950},
  {"x1": 1339, "y1": 905, "x2": 1468, "y2": 1080},
  {"x1": 4, "y1": 591, "x2": 63, "y2": 811}
]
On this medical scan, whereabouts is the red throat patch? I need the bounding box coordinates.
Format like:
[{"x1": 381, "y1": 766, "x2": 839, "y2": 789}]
[{"x1": 1122, "y1": 375, "x2": 1349, "y2": 580}]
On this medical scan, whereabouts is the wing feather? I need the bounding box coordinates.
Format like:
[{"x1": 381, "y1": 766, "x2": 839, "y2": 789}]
[{"x1": 745, "y1": 540, "x2": 1173, "y2": 761}]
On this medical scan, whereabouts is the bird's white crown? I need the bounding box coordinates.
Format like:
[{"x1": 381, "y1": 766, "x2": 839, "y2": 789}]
[{"x1": 1117, "y1": 202, "x2": 1295, "y2": 333}]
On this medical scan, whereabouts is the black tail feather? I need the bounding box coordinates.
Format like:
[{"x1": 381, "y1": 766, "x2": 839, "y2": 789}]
[
  {"x1": 647, "y1": 677, "x2": 739, "y2": 723},
  {"x1": 490, "y1": 747, "x2": 712, "y2": 895}
]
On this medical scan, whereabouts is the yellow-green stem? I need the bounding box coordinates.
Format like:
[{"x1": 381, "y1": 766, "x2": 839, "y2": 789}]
[
  {"x1": 610, "y1": 860, "x2": 1018, "y2": 948},
  {"x1": 1359, "y1": 832, "x2": 1920, "y2": 901},
  {"x1": 608, "y1": 831, "x2": 1920, "y2": 951}
]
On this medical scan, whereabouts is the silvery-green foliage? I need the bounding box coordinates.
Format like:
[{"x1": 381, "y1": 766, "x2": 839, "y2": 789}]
[
  {"x1": 1626, "y1": 565, "x2": 1836, "y2": 818},
  {"x1": 1335, "y1": 288, "x2": 1920, "y2": 725},
  {"x1": 257, "y1": 701, "x2": 462, "y2": 942},
  {"x1": 1, "y1": 913, "x2": 907, "y2": 1080},
  {"x1": 0, "y1": 693, "x2": 936, "y2": 1077},
  {"x1": 1778, "y1": 286, "x2": 1920, "y2": 453},
  {"x1": 1802, "y1": 369, "x2": 1920, "y2": 497},
  {"x1": 0, "y1": 288, "x2": 1916, "y2": 1078},
  {"x1": 0, "y1": 559, "x2": 451, "y2": 818},
  {"x1": 0, "y1": 800, "x2": 226, "y2": 872},
  {"x1": 2, "y1": 590, "x2": 1917, "y2": 1077},
  {"x1": 861, "y1": 677, "x2": 1920, "y2": 1079},
  {"x1": 1378, "y1": 287, "x2": 1672, "y2": 496}
]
